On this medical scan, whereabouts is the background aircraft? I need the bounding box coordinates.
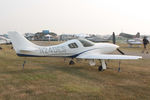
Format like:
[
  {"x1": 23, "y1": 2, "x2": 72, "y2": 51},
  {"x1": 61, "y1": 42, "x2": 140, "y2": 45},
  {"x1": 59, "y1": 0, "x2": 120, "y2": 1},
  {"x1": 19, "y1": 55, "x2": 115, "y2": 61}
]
[
  {"x1": 0, "y1": 36, "x2": 11, "y2": 49},
  {"x1": 0, "y1": 36, "x2": 11, "y2": 45},
  {"x1": 85, "y1": 36, "x2": 111, "y2": 42},
  {"x1": 8, "y1": 32, "x2": 142, "y2": 71},
  {"x1": 119, "y1": 32, "x2": 140, "y2": 39},
  {"x1": 127, "y1": 39, "x2": 142, "y2": 47},
  {"x1": 119, "y1": 32, "x2": 142, "y2": 47}
]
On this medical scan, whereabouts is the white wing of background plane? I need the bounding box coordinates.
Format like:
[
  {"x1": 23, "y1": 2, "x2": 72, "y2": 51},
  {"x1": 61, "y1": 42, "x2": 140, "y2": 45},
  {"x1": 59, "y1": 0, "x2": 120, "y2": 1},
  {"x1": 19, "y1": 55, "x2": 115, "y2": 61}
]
[{"x1": 76, "y1": 53, "x2": 142, "y2": 60}]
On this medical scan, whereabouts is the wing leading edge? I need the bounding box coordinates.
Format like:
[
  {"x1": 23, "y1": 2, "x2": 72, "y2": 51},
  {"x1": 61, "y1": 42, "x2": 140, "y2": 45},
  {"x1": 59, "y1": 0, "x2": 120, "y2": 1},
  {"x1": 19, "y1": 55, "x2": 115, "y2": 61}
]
[{"x1": 76, "y1": 53, "x2": 142, "y2": 60}]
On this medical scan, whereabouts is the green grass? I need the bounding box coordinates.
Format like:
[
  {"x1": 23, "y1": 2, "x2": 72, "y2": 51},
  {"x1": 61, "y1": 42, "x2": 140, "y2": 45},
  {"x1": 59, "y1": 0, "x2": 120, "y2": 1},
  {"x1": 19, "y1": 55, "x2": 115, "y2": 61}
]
[{"x1": 0, "y1": 43, "x2": 150, "y2": 100}]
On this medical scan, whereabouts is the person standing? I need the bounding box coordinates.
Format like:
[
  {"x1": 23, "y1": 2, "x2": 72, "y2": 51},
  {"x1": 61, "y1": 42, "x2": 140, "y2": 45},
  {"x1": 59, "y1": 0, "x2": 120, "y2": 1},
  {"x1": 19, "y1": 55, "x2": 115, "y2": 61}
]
[{"x1": 142, "y1": 36, "x2": 149, "y2": 54}]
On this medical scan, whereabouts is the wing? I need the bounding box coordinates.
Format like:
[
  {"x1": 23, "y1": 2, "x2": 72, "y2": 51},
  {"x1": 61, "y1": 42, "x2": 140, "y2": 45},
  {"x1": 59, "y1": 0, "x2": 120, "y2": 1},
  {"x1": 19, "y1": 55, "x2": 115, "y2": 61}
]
[{"x1": 76, "y1": 53, "x2": 142, "y2": 60}]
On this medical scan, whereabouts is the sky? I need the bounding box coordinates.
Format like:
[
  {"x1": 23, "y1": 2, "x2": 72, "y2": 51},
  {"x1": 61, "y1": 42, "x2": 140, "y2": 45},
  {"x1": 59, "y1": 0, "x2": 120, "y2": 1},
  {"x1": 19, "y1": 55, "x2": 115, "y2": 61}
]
[{"x1": 0, "y1": 0, "x2": 150, "y2": 35}]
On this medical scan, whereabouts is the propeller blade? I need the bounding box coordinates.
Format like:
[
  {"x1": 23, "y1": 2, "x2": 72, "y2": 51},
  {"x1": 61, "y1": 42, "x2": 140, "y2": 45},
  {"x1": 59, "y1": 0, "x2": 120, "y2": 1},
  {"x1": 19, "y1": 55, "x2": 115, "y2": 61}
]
[
  {"x1": 117, "y1": 48, "x2": 125, "y2": 55},
  {"x1": 112, "y1": 32, "x2": 125, "y2": 55},
  {"x1": 112, "y1": 32, "x2": 116, "y2": 44}
]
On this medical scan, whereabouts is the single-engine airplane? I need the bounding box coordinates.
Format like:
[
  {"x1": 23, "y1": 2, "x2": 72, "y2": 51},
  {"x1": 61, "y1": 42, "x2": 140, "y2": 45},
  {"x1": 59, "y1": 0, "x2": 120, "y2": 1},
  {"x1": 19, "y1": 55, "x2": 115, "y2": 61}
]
[{"x1": 8, "y1": 32, "x2": 142, "y2": 71}]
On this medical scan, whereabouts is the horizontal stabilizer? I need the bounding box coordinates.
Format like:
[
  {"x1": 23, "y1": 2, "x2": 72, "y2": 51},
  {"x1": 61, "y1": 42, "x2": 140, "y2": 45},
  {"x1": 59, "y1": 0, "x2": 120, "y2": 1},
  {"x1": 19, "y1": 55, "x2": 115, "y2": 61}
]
[{"x1": 19, "y1": 48, "x2": 38, "y2": 53}]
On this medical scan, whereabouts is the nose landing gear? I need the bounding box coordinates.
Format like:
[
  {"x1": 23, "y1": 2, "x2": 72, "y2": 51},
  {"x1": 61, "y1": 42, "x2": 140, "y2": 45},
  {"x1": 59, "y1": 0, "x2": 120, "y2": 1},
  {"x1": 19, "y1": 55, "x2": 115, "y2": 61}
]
[
  {"x1": 98, "y1": 65, "x2": 103, "y2": 71},
  {"x1": 98, "y1": 60, "x2": 107, "y2": 71}
]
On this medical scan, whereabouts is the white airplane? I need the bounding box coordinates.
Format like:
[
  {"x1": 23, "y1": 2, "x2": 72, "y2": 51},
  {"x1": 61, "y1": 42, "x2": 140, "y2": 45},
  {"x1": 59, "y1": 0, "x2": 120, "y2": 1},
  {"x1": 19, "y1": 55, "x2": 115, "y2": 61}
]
[
  {"x1": 0, "y1": 36, "x2": 11, "y2": 45},
  {"x1": 8, "y1": 32, "x2": 142, "y2": 71},
  {"x1": 127, "y1": 38, "x2": 142, "y2": 47}
]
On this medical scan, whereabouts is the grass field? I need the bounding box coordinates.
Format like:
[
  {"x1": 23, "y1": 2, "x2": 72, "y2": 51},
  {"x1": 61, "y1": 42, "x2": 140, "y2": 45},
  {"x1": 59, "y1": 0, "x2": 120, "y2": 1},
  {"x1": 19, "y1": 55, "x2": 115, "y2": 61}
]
[{"x1": 0, "y1": 42, "x2": 150, "y2": 100}]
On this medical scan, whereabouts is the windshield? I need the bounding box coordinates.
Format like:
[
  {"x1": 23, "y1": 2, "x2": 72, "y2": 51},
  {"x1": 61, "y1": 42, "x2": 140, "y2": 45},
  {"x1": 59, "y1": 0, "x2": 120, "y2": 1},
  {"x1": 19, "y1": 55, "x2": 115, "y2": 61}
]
[{"x1": 78, "y1": 38, "x2": 94, "y2": 47}]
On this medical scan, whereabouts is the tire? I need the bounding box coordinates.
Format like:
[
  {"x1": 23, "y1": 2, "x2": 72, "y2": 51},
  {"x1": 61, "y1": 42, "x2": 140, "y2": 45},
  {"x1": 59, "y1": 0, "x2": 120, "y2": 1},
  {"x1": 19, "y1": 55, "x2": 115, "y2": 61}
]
[
  {"x1": 69, "y1": 60, "x2": 75, "y2": 65},
  {"x1": 98, "y1": 65, "x2": 103, "y2": 71}
]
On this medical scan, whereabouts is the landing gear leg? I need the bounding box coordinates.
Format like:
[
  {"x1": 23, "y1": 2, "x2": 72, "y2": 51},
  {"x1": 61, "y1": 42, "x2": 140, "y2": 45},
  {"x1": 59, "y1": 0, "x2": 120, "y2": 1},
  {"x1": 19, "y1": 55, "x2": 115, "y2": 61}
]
[{"x1": 98, "y1": 60, "x2": 107, "y2": 71}]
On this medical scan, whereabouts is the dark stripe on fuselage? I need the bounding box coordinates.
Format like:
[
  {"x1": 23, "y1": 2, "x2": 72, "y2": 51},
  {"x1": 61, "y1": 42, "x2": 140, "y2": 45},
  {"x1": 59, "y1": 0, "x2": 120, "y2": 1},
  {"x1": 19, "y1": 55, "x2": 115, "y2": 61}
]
[{"x1": 17, "y1": 48, "x2": 99, "y2": 58}]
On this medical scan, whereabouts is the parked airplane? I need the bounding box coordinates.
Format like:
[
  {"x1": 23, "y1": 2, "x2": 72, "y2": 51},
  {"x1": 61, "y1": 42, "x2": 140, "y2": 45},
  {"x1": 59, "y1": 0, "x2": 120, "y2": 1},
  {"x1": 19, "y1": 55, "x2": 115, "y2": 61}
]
[
  {"x1": 119, "y1": 32, "x2": 140, "y2": 39},
  {"x1": 8, "y1": 32, "x2": 142, "y2": 71},
  {"x1": 0, "y1": 36, "x2": 11, "y2": 45},
  {"x1": 127, "y1": 38, "x2": 142, "y2": 47},
  {"x1": 86, "y1": 36, "x2": 110, "y2": 42},
  {"x1": 119, "y1": 32, "x2": 142, "y2": 47}
]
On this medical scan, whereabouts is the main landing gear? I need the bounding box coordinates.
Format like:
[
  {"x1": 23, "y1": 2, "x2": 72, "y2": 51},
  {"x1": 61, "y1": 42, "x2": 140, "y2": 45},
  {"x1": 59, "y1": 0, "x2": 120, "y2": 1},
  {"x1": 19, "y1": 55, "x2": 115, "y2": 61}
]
[
  {"x1": 98, "y1": 60, "x2": 107, "y2": 71},
  {"x1": 98, "y1": 65, "x2": 103, "y2": 71},
  {"x1": 98, "y1": 60, "x2": 122, "y2": 72}
]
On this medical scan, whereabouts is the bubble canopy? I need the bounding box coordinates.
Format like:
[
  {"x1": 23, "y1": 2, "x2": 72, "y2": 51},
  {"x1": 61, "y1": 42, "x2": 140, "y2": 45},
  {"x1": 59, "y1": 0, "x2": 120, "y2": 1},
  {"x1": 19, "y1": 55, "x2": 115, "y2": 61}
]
[{"x1": 78, "y1": 38, "x2": 94, "y2": 47}]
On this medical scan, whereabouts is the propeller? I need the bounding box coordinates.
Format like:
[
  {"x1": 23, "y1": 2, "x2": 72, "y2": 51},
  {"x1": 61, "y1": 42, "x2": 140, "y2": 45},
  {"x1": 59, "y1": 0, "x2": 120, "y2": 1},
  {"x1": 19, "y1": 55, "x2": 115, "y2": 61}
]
[
  {"x1": 112, "y1": 32, "x2": 116, "y2": 44},
  {"x1": 112, "y1": 32, "x2": 125, "y2": 55},
  {"x1": 116, "y1": 48, "x2": 125, "y2": 55}
]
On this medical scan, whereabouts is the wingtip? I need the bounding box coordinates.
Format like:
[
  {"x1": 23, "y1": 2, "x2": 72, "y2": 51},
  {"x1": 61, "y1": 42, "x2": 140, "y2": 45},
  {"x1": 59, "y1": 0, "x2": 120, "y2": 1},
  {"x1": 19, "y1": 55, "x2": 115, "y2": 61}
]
[{"x1": 136, "y1": 56, "x2": 142, "y2": 59}]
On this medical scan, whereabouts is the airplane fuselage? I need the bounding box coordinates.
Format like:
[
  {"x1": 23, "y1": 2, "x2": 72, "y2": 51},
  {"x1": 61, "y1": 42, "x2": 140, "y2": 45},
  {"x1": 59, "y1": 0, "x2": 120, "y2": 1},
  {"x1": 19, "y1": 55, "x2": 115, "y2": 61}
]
[{"x1": 17, "y1": 39, "x2": 119, "y2": 57}]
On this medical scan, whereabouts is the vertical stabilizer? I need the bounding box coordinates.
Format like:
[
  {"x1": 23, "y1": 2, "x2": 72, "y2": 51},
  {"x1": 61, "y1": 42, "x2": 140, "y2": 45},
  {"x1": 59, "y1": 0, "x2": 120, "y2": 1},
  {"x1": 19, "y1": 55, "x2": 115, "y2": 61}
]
[
  {"x1": 8, "y1": 31, "x2": 38, "y2": 53},
  {"x1": 136, "y1": 32, "x2": 140, "y2": 38}
]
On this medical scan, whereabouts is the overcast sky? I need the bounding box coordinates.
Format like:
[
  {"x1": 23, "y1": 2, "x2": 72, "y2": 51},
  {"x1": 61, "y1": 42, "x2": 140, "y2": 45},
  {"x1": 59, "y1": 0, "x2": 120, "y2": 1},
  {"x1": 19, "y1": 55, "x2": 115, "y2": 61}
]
[{"x1": 0, "y1": 0, "x2": 150, "y2": 35}]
